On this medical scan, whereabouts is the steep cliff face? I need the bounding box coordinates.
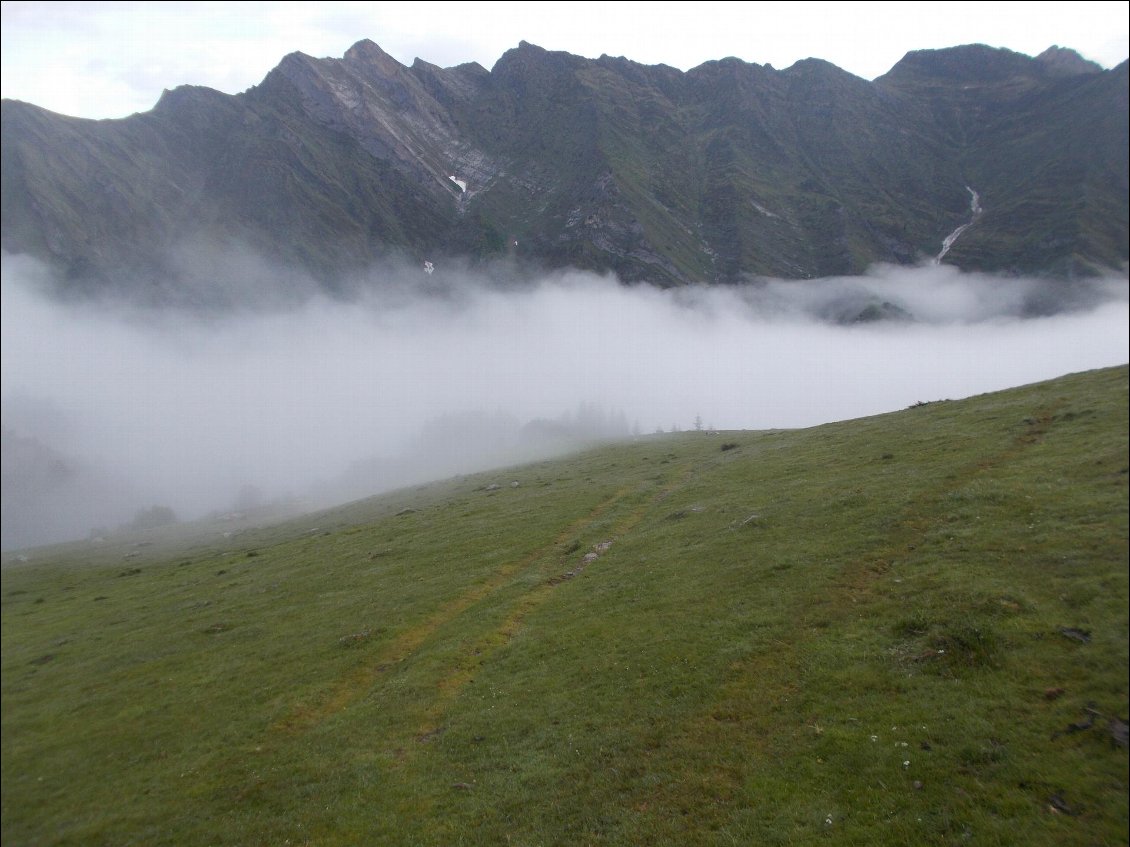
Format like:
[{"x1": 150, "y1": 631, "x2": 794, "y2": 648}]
[{"x1": 2, "y1": 40, "x2": 1126, "y2": 301}]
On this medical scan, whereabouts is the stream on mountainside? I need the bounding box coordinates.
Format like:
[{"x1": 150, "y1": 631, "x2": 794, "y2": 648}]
[{"x1": 935, "y1": 186, "x2": 983, "y2": 263}]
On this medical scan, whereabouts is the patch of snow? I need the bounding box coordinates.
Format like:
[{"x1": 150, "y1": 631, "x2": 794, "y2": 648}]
[{"x1": 448, "y1": 175, "x2": 467, "y2": 193}]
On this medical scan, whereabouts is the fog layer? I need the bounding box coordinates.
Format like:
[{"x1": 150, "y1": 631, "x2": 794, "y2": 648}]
[{"x1": 3, "y1": 253, "x2": 1127, "y2": 550}]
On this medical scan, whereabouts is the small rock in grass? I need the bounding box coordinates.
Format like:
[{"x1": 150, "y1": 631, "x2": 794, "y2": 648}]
[
  {"x1": 1058, "y1": 627, "x2": 1091, "y2": 644},
  {"x1": 1108, "y1": 716, "x2": 1129, "y2": 749}
]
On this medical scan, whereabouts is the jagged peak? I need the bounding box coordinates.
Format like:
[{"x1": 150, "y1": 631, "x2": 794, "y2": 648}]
[
  {"x1": 153, "y1": 84, "x2": 229, "y2": 112},
  {"x1": 593, "y1": 53, "x2": 683, "y2": 87},
  {"x1": 784, "y1": 56, "x2": 855, "y2": 75},
  {"x1": 273, "y1": 50, "x2": 321, "y2": 76},
  {"x1": 279, "y1": 49, "x2": 316, "y2": 63},
  {"x1": 493, "y1": 40, "x2": 590, "y2": 77},
  {"x1": 452, "y1": 60, "x2": 490, "y2": 75},
  {"x1": 343, "y1": 39, "x2": 405, "y2": 76},
  {"x1": 408, "y1": 56, "x2": 490, "y2": 102},
  {"x1": 687, "y1": 55, "x2": 775, "y2": 77},
  {"x1": 594, "y1": 52, "x2": 677, "y2": 71},
  {"x1": 1036, "y1": 45, "x2": 1103, "y2": 76},
  {"x1": 408, "y1": 56, "x2": 489, "y2": 79}
]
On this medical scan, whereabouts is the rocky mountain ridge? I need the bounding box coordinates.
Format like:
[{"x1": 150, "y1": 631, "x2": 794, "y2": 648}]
[{"x1": 2, "y1": 40, "x2": 1126, "y2": 301}]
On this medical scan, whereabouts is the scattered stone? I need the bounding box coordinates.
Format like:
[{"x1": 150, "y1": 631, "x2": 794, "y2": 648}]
[
  {"x1": 1053, "y1": 703, "x2": 1102, "y2": 739},
  {"x1": 510, "y1": 481, "x2": 520, "y2": 488},
  {"x1": 395, "y1": 507, "x2": 418, "y2": 516},
  {"x1": 452, "y1": 782, "x2": 474, "y2": 790},
  {"x1": 1108, "y1": 716, "x2": 1129, "y2": 749},
  {"x1": 913, "y1": 780, "x2": 923, "y2": 790},
  {"x1": 484, "y1": 484, "x2": 501, "y2": 492},
  {"x1": 1048, "y1": 793, "x2": 1078, "y2": 816},
  {"x1": 552, "y1": 540, "x2": 614, "y2": 583},
  {"x1": 1066, "y1": 710, "x2": 1096, "y2": 733},
  {"x1": 1058, "y1": 627, "x2": 1092, "y2": 644},
  {"x1": 339, "y1": 629, "x2": 372, "y2": 647}
]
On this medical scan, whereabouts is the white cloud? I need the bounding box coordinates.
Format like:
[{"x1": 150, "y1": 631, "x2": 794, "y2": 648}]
[{"x1": 3, "y1": 253, "x2": 1127, "y2": 548}]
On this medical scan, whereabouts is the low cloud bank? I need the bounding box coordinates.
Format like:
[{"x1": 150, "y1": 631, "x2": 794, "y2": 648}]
[{"x1": 3, "y1": 253, "x2": 1127, "y2": 550}]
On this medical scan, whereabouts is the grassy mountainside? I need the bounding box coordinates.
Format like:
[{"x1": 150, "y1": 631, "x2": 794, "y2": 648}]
[{"x1": 2, "y1": 366, "x2": 1127, "y2": 845}]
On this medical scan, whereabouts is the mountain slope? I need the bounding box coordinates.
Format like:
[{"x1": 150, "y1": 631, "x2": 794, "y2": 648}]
[
  {"x1": 2, "y1": 41, "x2": 1126, "y2": 300},
  {"x1": 876, "y1": 45, "x2": 1130, "y2": 275},
  {"x1": 3, "y1": 365, "x2": 1127, "y2": 845}
]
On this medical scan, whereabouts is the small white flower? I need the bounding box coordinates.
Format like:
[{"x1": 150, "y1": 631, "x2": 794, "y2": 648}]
[
  {"x1": 825, "y1": 815, "x2": 833, "y2": 826},
  {"x1": 870, "y1": 735, "x2": 878, "y2": 742},
  {"x1": 903, "y1": 760, "x2": 911, "y2": 768}
]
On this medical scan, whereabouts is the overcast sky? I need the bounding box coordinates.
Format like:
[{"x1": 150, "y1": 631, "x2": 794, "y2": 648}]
[{"x1": 2, "y1": 1, "x2": 1128, "y2": 119}]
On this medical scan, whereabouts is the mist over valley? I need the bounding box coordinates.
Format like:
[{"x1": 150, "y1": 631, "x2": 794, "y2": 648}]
[{"x1": 3, "y1": 252, "x2": 1126, "y2": 550}]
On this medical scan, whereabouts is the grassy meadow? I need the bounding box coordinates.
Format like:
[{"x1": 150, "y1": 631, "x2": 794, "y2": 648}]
[{"x1": 3, "y1": 365, "x2": 1127, "y2": 846}]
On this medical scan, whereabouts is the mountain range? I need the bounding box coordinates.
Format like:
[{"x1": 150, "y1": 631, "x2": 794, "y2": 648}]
[{"x1": 2, "y1": 40, "x2": 1127, "y2": 300}]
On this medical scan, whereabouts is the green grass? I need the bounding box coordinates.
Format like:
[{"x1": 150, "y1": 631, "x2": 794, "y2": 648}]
[{"x1": 3, "y1": 366, "x2": 1127, "y2": 846}]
